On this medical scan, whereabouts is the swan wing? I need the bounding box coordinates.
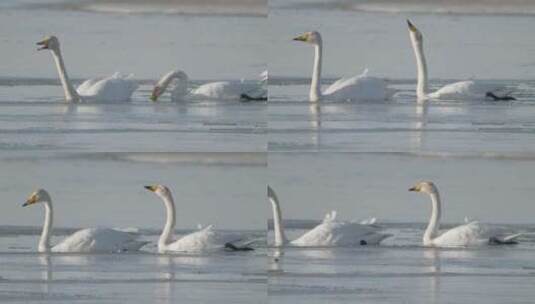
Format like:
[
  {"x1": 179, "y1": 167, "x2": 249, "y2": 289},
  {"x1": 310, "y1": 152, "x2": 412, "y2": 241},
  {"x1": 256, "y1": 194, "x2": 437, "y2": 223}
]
[
  {"x1": 191, "y1": 81, "x2": 262, "y2": 100},
  {"x1": 323, "y1": 69, "x2": 390, "y2": 101},
  {"x1": 77, "y1": 72, "x2": 138, "y2": 102},
  {"x1": 165, "y1": 225, "x2": 230, "y2": 253},
  {"x1": 432, "y1": 221, "x2": 486, "y2": 247},
  {"x1": 428, "y1": 80, "x2": 504, "y2": 100},
  {"x1": 291, "y1": 219, "x2": 389, "y2": 247},
  {"x1": 51, "y1": 228, "x2": 146, "y2": 253},
  {"x1": 433, "y1": 221, "x2": 522, "y2": 247},
  {"x1": 77, "y1": 78, "x2": 102, "y2": 93}
]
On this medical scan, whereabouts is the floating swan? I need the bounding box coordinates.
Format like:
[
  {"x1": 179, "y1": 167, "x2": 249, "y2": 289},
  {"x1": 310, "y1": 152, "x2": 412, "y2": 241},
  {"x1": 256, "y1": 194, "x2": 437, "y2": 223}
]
[
  {"x1": 37, "y1": 36, "x2": 138, "y2": 103},
  {"x1": 150, "y1": 70, "x2": 266, "y2": 102},
  {"x1": 23, "y1": 189, "x2": 147, "y2": 253},
  {"x1": 144, "y1": 185, "x2": 253, "y2": 253},
  {"x1": 409, "y1": 181, "x2": 522, "y2": 247},
  {"x1": 407, "y1": 20, "x2": 508, "y2": 102},
  {"x1": 268, "y1": 186, "x2": 391, "y2": 247},
  {"x1": 292, "y1": 31, "x2": 393, "y2": 102}
]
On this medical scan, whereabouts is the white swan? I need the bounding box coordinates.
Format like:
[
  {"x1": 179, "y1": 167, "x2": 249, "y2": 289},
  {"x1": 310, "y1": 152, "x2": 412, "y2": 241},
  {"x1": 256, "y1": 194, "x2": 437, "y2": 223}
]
[
  {"x1": 37, "y1": 36, "x2": 138, "y2": 103},
  {"x1": 23, "y1": 189, "x2": 147, "y2": 253},
  {"x1": 268, "y1": 186, "x2": 391, "y2": 247},
  {"x1": 407, "y1": 20, "x2": 506, "y2": 102},
  {"x1": 144, "y1": 185, "x2": 252, "y2": 253},
  {"x1": 409, "y1": 181, "x2": 522, "y2": 247},
  {"x1": 150, "y1": 70, "x2": 266, "y2": 102},
  {"x1": 292, "y1": 31, "x2": 393, "y2": 102}
]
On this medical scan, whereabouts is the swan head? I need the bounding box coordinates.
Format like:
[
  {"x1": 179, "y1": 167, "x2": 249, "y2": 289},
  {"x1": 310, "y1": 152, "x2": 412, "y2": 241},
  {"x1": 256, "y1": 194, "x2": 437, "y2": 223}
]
[
  {"x1": 151, "y1": 70, "x2": 188, "y2": 102},
  {"x1": 407, "y1": 20, "x2": 423, "y2": 45},
  {"x1": 23, "y1": 189, "x2": 51, "y2": 207},
  {"x1": 409, "y1": 181, "x2": 438, "y2": 195},
  {"x1": 144, "y1": 184, "x2": 172, "y2": 199},
  {"x1": 36, "y1": 36, "x2": 60, "y2": 52},
  {"x1": 293, "y1": 31, "x2": 322, "y2": 45}
]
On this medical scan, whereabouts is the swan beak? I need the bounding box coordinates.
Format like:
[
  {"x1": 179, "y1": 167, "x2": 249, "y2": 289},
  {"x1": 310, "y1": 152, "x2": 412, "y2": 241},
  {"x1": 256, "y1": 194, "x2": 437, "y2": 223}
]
[
  {"x1": 36, "y1": 40, "x2": 49, "y2": 51},
  {"x1": 150, "y1": 87, "x2": 161, "y2": 102},
  {"x1": 408, "y1": 186, "x2": 418, "y2": 192},
  {"x1": 144, "y1": 185, "x2": 157, "y2": 192},
  {"x1": 23, "y1": 195, "x2": 38, "y2": 207},
  {"x1": 407, "y1": 20, "x2": 417, "y2": 32},
  {"x1": 292, "y1": 34, "x2": 307, "y2": 42}
]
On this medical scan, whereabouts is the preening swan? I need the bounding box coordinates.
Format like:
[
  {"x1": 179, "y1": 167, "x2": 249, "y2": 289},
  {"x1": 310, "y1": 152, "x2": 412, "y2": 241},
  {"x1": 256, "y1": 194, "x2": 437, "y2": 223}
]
[
  {"x1": 409, "y1": 181, "x2": 522, "y2": 247},
  {"x1": 144, "y1": 185, "x2": 253, "y2": 253},
  {"x1": 37, "y1": 36, "x2": 138, "y2": 103},
  {"x1": 407, "y1": 20, "x2": 509, "y2": 102},
  {"x1": 23, "y1": 189, "x2": 147, "y2": 253},
  {"x1": 150, "y1": 69, "x2": 266, "y2": 102},
  {"x1": 293, "y1": 31, "x2": 393, "y2": 102},
  {"x1": 268, "y1": 186, "x2": 391, "y2": 247}
]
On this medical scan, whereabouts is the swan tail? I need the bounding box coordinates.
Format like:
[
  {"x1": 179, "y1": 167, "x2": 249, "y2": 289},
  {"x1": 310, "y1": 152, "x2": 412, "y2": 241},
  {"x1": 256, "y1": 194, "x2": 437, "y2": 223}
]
[
  {"x1": 240, "y1": 94, "x2": 267, "y2": 102},
  {"x1": 489, "y1": 233, "x2": 523, "y2": 245},
  {"x1": 224, "y1": 242, "x2": 254, "y2": 252},
  {"x1": 485, "y1": 91, "x2": 516, "y2": 101},
  {"x1": 360, "y1": 233, "x2": 393, "y2": 246}
]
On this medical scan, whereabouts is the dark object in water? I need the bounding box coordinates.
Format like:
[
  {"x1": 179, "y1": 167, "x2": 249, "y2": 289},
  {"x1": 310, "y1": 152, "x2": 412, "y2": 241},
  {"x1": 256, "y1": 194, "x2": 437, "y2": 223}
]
[
  {"x1": 486, "y1": 92, "x2": 516, "y2": 101},
  {"x1": 224, "y1": 242, "x2": 254, "y2": 251},
  {"x1": 240, "y1": 93, "x2": 267, "y2": 101},
  {"x1": 360, "y1": 240, "x2": 368, "y2": 246},
  {"x1": 488, "y1": 237, "x2": 518, "y2": 245}
]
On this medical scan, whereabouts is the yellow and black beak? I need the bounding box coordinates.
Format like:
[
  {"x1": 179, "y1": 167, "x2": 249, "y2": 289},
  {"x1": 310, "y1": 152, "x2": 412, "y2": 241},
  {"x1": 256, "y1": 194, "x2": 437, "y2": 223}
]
[
  {"x1": 292, "y1": 34, "x2": 307, "y2": 42},
  {"x1": 36, "y1": 39, "x2": 49, "y2": 51},
  {"x1": 23, "y1": 195, "x2": 38, "y2": 207},
  {"x1": 144, "y1": 185, "x2": 157, "y2": 192},
  {"x1": 150, "y1": 86, "x2": 161, "y2": 102},
  {"x1": 407, "y1": 19, "x2": 418, "y2": 32}
]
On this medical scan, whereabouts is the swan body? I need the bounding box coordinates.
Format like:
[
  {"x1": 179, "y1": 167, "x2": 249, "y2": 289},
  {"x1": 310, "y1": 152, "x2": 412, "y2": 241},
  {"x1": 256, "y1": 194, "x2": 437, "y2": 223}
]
[
  {"x1": 191, "y1": 81, "x2": 261, "y2": 99},
  {"x1": 150, "y1": 70, "x2": 266, "y2": 102},
  {"x1": 37, "y1": 36, "x2": 138, "y2": 103},
  {"x1": 293, "y1": 31, "x2": 393, "y2": 102},
  {"x1": 268, "y1": 186, "x2": 391, "y2": 247},
  {"x1": 407, "y1": 21, "x2": 505, "y2": 102},
  {"x1": 50, "y1": 227, "x2": 147, "y2": 253},
  {"x1": 144, "y1": 185, "x2": 248, "y2": 253},
  {"x1": 23, "y1": 189, "x2": 147, "y2": 253},
  {"x1": 409, "y1": 181, "x2": 522, "y2": 247}
]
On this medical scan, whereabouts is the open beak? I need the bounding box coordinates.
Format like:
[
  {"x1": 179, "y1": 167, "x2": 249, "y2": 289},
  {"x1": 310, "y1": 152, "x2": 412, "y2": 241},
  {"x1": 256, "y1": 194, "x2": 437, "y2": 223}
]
[
  {"x1": 144, "y1": 185, "x2": 157, "y2": 192},
  {"x1": 36, "y1": 40, "x2": 49, "y2": 51},
  {"x1": 292, "y1": 34, "x2": 307, "y2": 42},
  {"x1": 407, "y1": 19, "x2": 417, "y2": 32},
  {"x1": 150, "y1": 86, "x2": 161, "y2": 102}
]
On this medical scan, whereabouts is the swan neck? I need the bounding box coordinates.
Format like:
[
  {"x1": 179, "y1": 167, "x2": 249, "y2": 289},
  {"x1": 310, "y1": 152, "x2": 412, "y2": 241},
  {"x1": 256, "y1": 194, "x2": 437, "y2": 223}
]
[
  {"x1": 159, "y1": 193, "x2": 176, "y2": 251},
  {"x1": 161, "y1": 71, "x2": 188, "y2": 98},
  {"x1": 39, "y1": 201, "x2": 53, "y2": 252},
  {"x1": 51, "y1": 48, "x2": 80, "y2": 103},
  {"x1": 424, "y1": 191, "x2": 441, "y2": 245},
  {"x1": 269, "y1": 195, "x2": 288, "y2": 247},
  {"x1": 310, "y1": 43, "x2": 322, "y2": 102},
  {"x1": 412, "y1": 39, "x2": 428, "y2": 100}
]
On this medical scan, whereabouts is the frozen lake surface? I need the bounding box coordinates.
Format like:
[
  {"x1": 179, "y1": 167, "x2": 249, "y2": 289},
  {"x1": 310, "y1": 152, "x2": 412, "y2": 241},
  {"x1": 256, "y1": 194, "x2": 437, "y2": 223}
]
[
  {"x1": 0, "y1": 229, "x2": 266, "y2": 304},
  {"x1": 268, "y1": 231, "x2": 535, "y2": 304}
]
